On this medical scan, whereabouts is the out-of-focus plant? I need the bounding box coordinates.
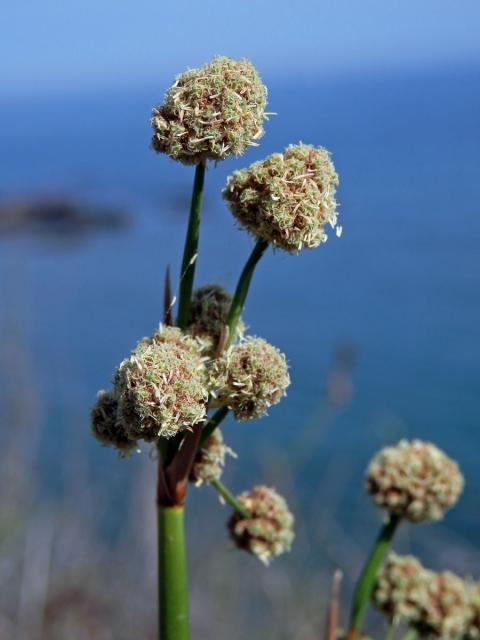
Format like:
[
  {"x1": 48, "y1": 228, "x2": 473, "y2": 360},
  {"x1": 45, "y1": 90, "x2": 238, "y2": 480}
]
[
  {"x1": 90, "y1": 55, "x2": 341, "y2": 640},
  {"x1": 322, "y1": 439, "x2": 470, "y2": 640}
]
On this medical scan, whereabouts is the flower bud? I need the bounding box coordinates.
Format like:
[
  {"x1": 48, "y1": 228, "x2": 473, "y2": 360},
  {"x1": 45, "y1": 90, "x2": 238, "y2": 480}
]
[
  {"x1": 365, "y1": 439, "x2": 464, "y2": 523},
  {"x1": 189, "y1": 428, "x2": 235, "y2": 485},
  {"x1": 90, "y1": 389, "x2": 137, "y2": 455},
  {"x1": 211, "y1": 336, "x2": 290, "y2": 421},
  {"x1": 115, "y1": 329, "x2": 208, "y2": 441},
  {"x1": 222, "y1": 143, "x2": 339, "y2": 253},
  {"x1": 188, "y1": 284, "x2": 244, "y2": 357},
  {"x1": 228, "y1": 485, "x2": 294, "y2": 564},
  {"x1": 151, "y1": 56, "x2": 267, "y2": 165}
]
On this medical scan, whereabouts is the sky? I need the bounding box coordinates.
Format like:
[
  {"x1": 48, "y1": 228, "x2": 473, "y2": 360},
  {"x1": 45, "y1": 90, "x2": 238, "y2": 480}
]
[{"x1": 2, "y1": 0, "x2": 480, "y2": 99}]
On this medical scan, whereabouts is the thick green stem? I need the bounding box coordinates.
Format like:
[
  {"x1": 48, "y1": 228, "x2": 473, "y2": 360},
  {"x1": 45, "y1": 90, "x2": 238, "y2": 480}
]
[
  {"x1": 226, "y1": 238, "x2": 268, "y2": 347},
  {"x1": 158, "y1": 505, "x2": 189, "y2": 640},
  {"x1": 348, "y1": 514, "x2": 400, "y2": 639},
  {"x1": 210, "y1": 478, "x2": 251, "y2": 519},
  {"x1": 199, "y1": 406, "x2": 229, "y2": 449},
  {"x1": 177, "y1": 162, "x2": 206, "y2": 329}
]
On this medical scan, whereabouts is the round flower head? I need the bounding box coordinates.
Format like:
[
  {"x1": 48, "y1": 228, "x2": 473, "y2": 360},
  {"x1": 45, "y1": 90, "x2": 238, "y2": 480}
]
[
  {"x1": 227, "y1": 485, "x2": 294, "y2": 565},
  {"x1": 189, "y1": 428, "x2": 235, "y2": 485},
  {"x1": 416, "y1": 571, "x2": 469, "y2": 639},
  {"x1": 91, "y1": 389, "x2": 138, "y2": 455},
  {"x1": 211, "y1": 336, "x2": 290, "y2": 421},
  {"x1": 222, "y1": 143, "x2": 339, "y2": 253},
  {"x1": 115, "y1": 331, "x2": 208, "y2": 441},
  {"x1": 365, "y1": 439, "x2": 464, "y2": 523},
  {"x1": 372, "y1": 553, "x2": 431, "y2": 624},
  {"x1": 188, "y1": 284, "x2": 244, "y2": 356},
  {"x1": 466, "y1": 584, "x2": 480, "y2": 640},
  {"x1": 151, "y1": 56, "x2": 267, "y2": 165}
]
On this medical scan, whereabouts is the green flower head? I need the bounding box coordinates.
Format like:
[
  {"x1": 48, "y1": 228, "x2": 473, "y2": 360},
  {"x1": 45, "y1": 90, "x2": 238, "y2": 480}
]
[
  {"x1": 151, "y1": 56, "x2": 267, "y2": 165},
  {"x1": 115, "y1": 327, "x2": 208, "y2": 441},
  {"x1": 223, "y1": 143, "x2": 339, "y2": 253},
  {"x1": 211, "y1": 336, "x2": 290, "y2": 421},
  {"x1": 187, "y1": 284, "x2": 244, "y2": 357},
  {"x1": 90, "y1": 389, "x2": 137, "y2": 456},
  {"x1": 189, "y1": 428, "x2": 236, "y2": 485}
]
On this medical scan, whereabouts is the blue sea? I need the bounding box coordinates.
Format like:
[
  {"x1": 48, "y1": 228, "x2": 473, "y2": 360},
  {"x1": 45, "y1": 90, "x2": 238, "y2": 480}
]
[{"x1": 1, "y1": 65, "x2": 479, "y2": 559}]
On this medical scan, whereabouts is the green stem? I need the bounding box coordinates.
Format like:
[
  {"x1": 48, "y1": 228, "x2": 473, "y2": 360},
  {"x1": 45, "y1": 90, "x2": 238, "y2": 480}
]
[
  {"x1": 176, "y1": 162, "x2": 206, "y2": 330},
  {"x1": 383, "y1": 619, "x2": 395, "y2": 640},
  {"x1": 158, "y1": 505, "x2": 189, "y2": 640},
  {"x1": 348, "y1": 514, "x2": 400, "y2": 638},
  {"x1": 199, "y1": 406, "x2": 229, "y2": 449},
  {"x1": 399, "y1": 630, "x2": 418, "y2": 640},
  {"x1": 210, "y1": 478, "x2": 251, "y2": 519},
  {"x1": 226, "y1": 238, "x2": 268, "y2": 347}
]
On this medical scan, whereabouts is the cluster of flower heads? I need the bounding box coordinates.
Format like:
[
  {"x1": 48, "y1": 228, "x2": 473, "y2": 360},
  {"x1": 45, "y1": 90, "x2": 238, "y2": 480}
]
[
  {"x1": 227, "y1": 485, "x2": 294, "y2": 565},
  {"x1": 150, "y1": 56, "x2": 267, "y2": 165},
  {"x1": 365, "y1": 439, "x2": 464, "y2": 523},
  {"x1": 372, "y1": 552, "x2": 475, "y2": 639},
  {"x1": 190, "y1": 429, "x2": 235, "y2": 485},
  {"x1": 92, "y1": 293, "x2": 290, "y2": 455},
  {"x1": 223, "y1": 143, "x2": 340, "y2": 253}
]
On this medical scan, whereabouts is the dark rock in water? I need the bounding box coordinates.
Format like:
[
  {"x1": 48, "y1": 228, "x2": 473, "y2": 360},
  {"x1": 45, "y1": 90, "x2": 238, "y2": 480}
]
[{"x1": 0, "y1": 196, "x2": 129, "y2": 240}]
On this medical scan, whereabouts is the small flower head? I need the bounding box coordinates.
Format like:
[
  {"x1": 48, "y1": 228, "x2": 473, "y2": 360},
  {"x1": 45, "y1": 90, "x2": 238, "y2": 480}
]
[
  {"x1": 222, "y1": 143, "x2": 339, "y2": 253},
  {"x1": 365, "y1": 439, "x2": 464, "y2": 523},
  {"x1": 418, "y1": 571, "x2": 469, "y2": 638},
  {"x1": 90, "y1": 389, "x2": 137, "y2": 455},
  {"x1": 228, "y1": 485, "x2": 294, "y2": 564},
  {"x1": 189, "y1": 428, "x2": 235, "y2": 485},
  {"x1": 188, "y1": 284, "x2": 244, "y2": 356},
  {"x1": 372, "y1": 553, "x2": 431, "y2": 624},
  {"x1": 211, "y1": 336, "x2": 290, "y2": 421},
  {"x1": 151, "y1": 56, "x2": 267, "y2": 165},
  {"x1": 115, "y1": 329, "x2": 208, "y2": 441}
]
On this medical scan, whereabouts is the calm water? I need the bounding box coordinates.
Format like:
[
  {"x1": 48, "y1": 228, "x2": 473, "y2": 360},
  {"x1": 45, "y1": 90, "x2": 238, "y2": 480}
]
[{"x1": 1, "y1": 66, "x2": 479, "y2": 549}]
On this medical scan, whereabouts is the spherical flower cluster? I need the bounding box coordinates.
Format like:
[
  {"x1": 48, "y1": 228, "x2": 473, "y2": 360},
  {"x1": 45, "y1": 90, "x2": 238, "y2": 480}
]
[
  {"x1": 211, "y1": 336, "x2": 290, "y2": 421},
  {"x1": 91, "y1": 389, "x2": 137, "y2": 455},
  {"x1": 365, "y1": 440, "x2": 464, "y2": 523},
  {"x1": 222, "y1": 143, "x2": 339, "y2": 253},
  {"x1": 372, "y1": 553, "x2": 431, "y2": 623},
  {"x1": 419, "y1": 570, "x2": 469, "y2": 638},
  {"x1": 187, "y1": 284, "x2": 244, "y2": 357},
  {"x1": 466, "y1": 584, "x2": 480, "y2": 640},
  {"x1": 150, "y1": 56, "x2": 267, "y2": 165},
  {"x1": 228, "y1": 485, "x2": 294, "y2": 565},
  {"x1": 114, "y1": 327, "x2": 208, "y2": 441},
  {"x1": 190, "y1": 428, "x2": 235, "y2": 485},
  {"x1": 373, "y1": 553, "x2": 469, "y2": 638}
]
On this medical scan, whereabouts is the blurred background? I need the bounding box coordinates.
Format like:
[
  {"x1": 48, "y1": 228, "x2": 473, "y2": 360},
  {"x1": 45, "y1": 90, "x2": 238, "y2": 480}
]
[{"x1": 1, "y1": 1, "x2": 479, "y2": 638}]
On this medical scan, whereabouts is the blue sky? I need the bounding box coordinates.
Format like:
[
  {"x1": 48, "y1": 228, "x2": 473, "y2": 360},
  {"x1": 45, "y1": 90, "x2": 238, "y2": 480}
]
[{"x1": 2, "y1": 0, "x2": 480, "y2": 98}]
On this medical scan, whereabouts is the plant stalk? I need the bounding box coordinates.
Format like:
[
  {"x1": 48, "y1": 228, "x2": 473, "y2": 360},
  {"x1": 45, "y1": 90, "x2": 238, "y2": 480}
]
[
  {"x1": 199, "y1": 406, "x2": 229, "y2": 449},
  {"x1": 348, "y1": 514, "x2": 400, "y2": 640},
  {"x1": 226, "y1": 238, "x2": 268, "y2": 347},
  {"x1": 177, "y1": 162, "x2": 206, "y2": 329},
  {"x1": 158, "y1": 505, "x2": 190, "y2": 640},
  {"x1": 210, "y1": 478, "x2": 251, "y2": 518}
]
